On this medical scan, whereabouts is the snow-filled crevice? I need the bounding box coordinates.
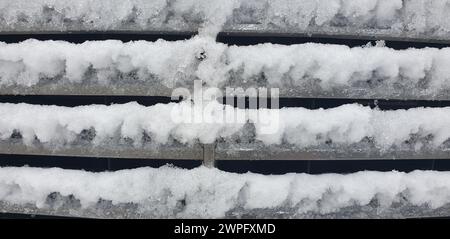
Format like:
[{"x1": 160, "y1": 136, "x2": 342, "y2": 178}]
[{"x1": 1, "y1": 166, "x2": 450, "y2": 218}]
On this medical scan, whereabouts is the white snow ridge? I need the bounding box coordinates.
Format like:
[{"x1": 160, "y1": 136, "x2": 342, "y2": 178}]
[
  {"x1": 0, "y1": 166, "x2": 450, "y2": 218},
  {"x1": 1, "y1": 101, "x2": 450, "y2": 150},
  {"x1": 2, "y1": 39, "x2": 450, "y2": 98}
]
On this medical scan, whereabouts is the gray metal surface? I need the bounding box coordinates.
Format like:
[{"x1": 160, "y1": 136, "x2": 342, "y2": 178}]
[
  {"x1": 1, "y1": 198, "x2": 450, "y2": 219},
  {"x1": 1, "y1": 140, "x2": 450, "y2": 161},
  {"x1": 2, "y1": 82, "x2": 450, "y2": 101},
  {"x1": 0, "y1": 141, "x2": 203, "y2": 160},
  {"x1": 0, "y1": 83, "x2": 175, "y2": 97},
  {"x1": 216, "y1": 145, "x2": 450, "y2": 160},
  {"x1": 202, "y1": 143, "x2": 216, "y2": 167},
  {"x1": 2, "y1": 24, "x2": 450, "y2": 45}
]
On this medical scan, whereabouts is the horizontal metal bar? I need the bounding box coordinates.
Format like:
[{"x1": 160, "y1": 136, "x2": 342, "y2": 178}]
[
  {"x1": 1, "y1": 27, "x2": 450, "y2": 45},
  {"x1": 1, "y1": 200, "x2": 448, "y2": 219},
  {"x1": 1, "y1": 83, "x2": 449, "y2": 101},
  {"x1": 220, "y1": 29, "x2": 450, "y2": 45},
  {"x1": 0, "y1": 141, "x2": 203, "y2": 160},
  {"x1": 0, "y1": 83, "x2": 175, "y2": 97},
  {"x1": 215, "y1": 145, "x2": 450, "y2": 161},
  {"x1": 1, "y1": 141, "x2": 450, "y2": 161},
  {"x1": 0, "y1": 201, "x2": 131, "y2": 219}
]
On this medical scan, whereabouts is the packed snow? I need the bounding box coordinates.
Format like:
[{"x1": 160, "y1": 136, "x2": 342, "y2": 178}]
[
  {"x1": 1, "y1": 101, "x2": 450, "y2": 150},
  {"x1": 0, "y1": 165, "x2": 450, "y2": 218},
  {"x1": 2, "y1": 38, "x2": 450, "y2": 98},
  {"x1": 1, "y1": 0, "x2": 450, "y2": 40}
]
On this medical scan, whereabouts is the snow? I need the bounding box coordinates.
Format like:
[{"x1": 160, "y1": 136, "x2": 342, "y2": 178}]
[
  {"x1": 1, "y1": 0, "x2": 450, "y2": 40},
  {"x1": 0, "y1": 165, "x2": 450, "y2": 218},
  {"x1": 1, "y1": 38, "x2": 450, "y2": 98},
  {"x1": 0, "y1": 0, "x2": 241, "y2": 37},
  {"x1": 1, "y1": 101, "x2": 450, "y2": 150},
  {"x1": 1, "y1": 0, "x2": 449, "y2": 219}
]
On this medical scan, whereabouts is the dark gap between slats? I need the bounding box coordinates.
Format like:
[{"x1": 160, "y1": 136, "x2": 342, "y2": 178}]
[
  {"x1": 0, "y1": 33, "x2": 448, "y2": 49},
  {"x1": 221, "y1": 97, "x2": 449, "y2": 110},
  {"x1": 1, "y1": 154, "x2": 449, "y2": 174}
]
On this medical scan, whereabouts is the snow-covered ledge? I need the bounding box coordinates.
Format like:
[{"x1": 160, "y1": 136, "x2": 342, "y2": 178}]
[
  {"x1": 1, "y1": 0, "x2": 450, "y2": 43},
  {"x1": 2, "y1": 39, "x2": 450, "y2": 100},
  {"x1": 0, "y1": 165, "x2": 449, "y2": 218}
]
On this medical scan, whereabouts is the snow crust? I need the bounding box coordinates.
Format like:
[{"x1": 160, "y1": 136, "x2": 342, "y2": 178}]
[
  {"x1": 1, "y1": 101, "x2": 450, "y2": 150},
  {"x1": 1, "y1": 0, "x2": 450, "y2": 39},
  {"x1": 1, "y1": 165, "x2": 450, "y2": 218},
  {"x1": 1, "y1": 38, "x2": 450, "y2": 96}
]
